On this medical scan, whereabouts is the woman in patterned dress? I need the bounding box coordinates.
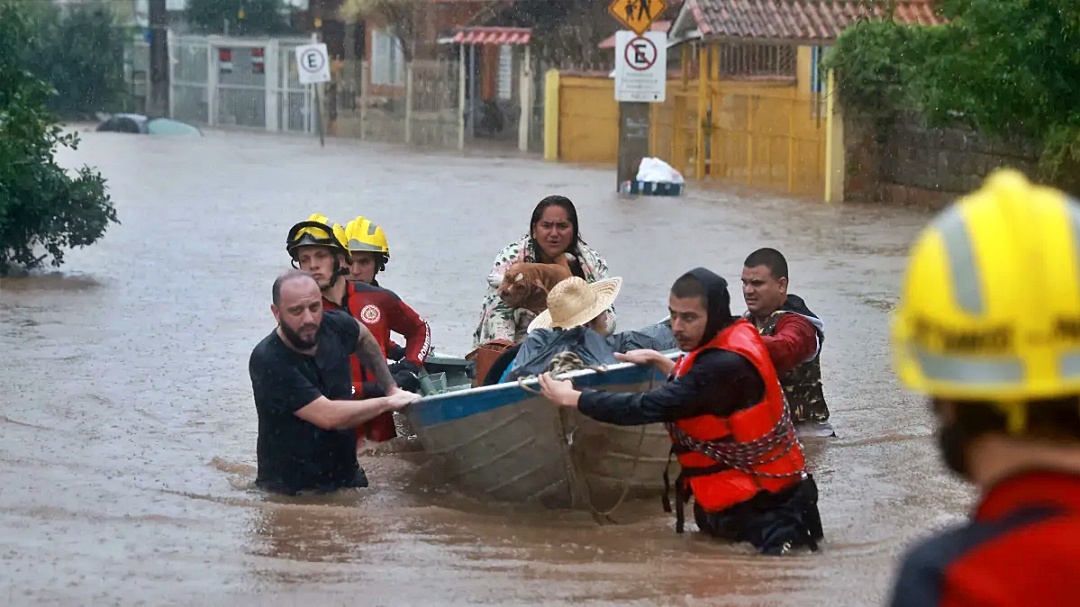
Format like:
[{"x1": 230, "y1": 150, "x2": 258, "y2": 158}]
[{"x1": 472, "y1": 196, "x2": 616, "y2": 347}]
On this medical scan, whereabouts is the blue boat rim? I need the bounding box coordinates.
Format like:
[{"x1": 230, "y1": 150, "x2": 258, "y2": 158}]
[{"x1": 409, "y1": 355, "x2": 679, "y2": 428}]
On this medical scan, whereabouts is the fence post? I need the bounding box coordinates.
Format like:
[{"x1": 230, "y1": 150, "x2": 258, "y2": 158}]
[
  {"x1": 746, "y1": 95, "x2": 754, "y2": 186},
  {"x1": 787, "y1": 93, "x2": 796, "y2": 193},
  {"x1": 696, "y1": 44, "x2": 709, "y2": 179},
  {"x1": 207, "y1": 41, "x2": 218, "y2": 127},
  {"x1": 405, "y1": 63, "x2": 414, "y2": 145},
  {"x1": 359, "y1": 61, "x2": 368, "y2": 141},
  {"x1": 166, "y1": 30, "x2": 175, "y2": 119},
  {"x1": 824, "y1": 69, "x2": 845, "y2": 203},
  {"x1": 265, "y1": 39, "x2": 280, "y2": 132},
  {"x1": 543, "y1": 68, "x2": 560, "y2": 161},
  {"x1": 458, "y1": 46, "x2": 466, "y2": 150},
  {"x1": 518, "y1": 46, "x2": 532, "y2": 153}
]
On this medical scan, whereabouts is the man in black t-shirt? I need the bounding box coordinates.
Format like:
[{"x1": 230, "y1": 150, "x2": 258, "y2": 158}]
[{"x1": 249, "y1": 270, "x2": 419, "y2": 495}]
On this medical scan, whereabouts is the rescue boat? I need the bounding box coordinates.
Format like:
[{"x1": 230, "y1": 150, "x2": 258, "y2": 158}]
[{"x1": 404, "y1": 354, "x2": 678, "y2": 512}]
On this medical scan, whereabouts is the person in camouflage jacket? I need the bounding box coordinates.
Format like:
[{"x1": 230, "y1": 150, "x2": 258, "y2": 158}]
[{"x1": 740, "y1": 248, "x2": 834, "y2": 437}]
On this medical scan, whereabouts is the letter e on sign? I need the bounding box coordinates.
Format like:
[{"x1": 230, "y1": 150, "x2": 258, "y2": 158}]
[{"x1": 295, "y1": 43, "x2": 331, "y2": 85}]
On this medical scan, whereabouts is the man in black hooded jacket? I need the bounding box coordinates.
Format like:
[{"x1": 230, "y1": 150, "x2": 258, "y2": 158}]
[{"x1": 539, "y1": 268, "x2": 824, "y2": 555}]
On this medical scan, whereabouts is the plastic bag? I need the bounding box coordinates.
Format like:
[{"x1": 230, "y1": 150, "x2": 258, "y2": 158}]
[{"x1": 636, "y1": 157, "x2": 685, "y2": 184}]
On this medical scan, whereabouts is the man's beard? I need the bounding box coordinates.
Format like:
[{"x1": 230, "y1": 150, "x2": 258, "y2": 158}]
[{"x1": 280, "y1": 320, "x2": 319, "y2": 350}]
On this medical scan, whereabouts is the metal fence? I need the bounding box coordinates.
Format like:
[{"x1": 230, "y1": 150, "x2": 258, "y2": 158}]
[
  {"x1": 329, "y1": 59, "x2": 460, "y2": 149},
  {"x1": 328, "y1": 51, "x2": 544, "y2": 153},
  {"x1": 167, "y1": 33, "x2": 316, "y2": 133}
]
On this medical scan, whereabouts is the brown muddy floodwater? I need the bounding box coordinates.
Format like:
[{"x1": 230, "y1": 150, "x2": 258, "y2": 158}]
[{"x1": 0, "y1": 129, "x2": 973, "y2": 606}]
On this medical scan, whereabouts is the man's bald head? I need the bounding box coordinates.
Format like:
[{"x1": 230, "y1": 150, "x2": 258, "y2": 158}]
[
  {"x1": 272, "y1": 269, "x2": 318, "y2": 306},
  {"x1": 272, "y1": 269, "x2": 324, "y2": 351}
]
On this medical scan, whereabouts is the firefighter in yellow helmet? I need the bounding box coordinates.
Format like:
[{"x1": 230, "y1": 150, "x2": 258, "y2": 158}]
[
  {"x1": 286, "y1": 214, "x2": 428, "y2": 446},
  {"x1": 343, "y1": 215, "x2": 433, "y2": 378},
  {"x1": 887, "y1": 169, "x2": 1080, "y2": 606},
  {"x1": 343, "y1": 215, "x2": 390, "y2": 286}
]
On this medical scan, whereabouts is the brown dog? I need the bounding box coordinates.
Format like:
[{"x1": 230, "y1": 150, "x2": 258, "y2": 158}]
[{"x1": 496, "y1": 254, "x2": 573, "y2": 314}]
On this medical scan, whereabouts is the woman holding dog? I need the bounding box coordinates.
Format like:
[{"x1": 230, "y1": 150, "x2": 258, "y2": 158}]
[{"x1": 472, "y1": 196, "x2": 615, "y2": 347}]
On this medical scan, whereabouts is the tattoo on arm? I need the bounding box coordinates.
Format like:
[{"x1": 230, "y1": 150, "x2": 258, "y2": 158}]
[{"x1": 355, "y1": 320, "x2": 398, "y2": 391}]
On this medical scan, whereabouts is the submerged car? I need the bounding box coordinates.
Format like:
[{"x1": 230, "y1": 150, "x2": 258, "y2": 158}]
[{"x1": 95, "y1": 113, "x2": 202, "y2": 136}]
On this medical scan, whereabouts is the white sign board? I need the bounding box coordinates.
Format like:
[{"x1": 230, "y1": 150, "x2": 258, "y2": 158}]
[
  {"x1": 295, "y1": 43, "x2": 331, "y2": 85},
  {"x1": 614, "y1": 31, "x2": 667, "y2": 103}
]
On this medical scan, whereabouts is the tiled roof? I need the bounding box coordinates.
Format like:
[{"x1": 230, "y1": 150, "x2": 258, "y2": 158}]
[
  {"x1": 687, "y1": 0, "x2": 945, "y2": 42},
  {"x1": 451, "y1": 26, "x2": 532, "y2": 45}
]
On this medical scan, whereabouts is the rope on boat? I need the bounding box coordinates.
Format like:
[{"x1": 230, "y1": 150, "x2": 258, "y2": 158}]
[
  {"x1": 515, "y1": 351, "x2": 646, "y2": 524},
  {"x1": 516, "y1": 352, "x2": 609, "y2": 395}
]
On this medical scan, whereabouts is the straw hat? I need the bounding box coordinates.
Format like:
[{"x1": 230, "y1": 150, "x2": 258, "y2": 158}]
[{"x1": 527, "y1": 276, "x2": 623, "y2": 332}]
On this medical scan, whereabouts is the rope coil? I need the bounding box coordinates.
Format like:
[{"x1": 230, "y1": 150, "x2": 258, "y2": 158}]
[{"x1": 666, "y1": 404, "x2": 804, "y2": 479}]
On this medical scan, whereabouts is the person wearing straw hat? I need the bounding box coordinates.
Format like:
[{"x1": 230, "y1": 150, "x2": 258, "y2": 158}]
[
  {"x1": 498, "y1": 276, "x2": 623, "y2": 383},
  {"x1": 539, "y1": 268, "x2": 822, "y2": 555}
]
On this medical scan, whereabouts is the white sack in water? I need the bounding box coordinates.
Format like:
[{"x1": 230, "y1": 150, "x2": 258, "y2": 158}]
[{"x1": 636, "y1": 157, "x2": 685, "y2": 183}]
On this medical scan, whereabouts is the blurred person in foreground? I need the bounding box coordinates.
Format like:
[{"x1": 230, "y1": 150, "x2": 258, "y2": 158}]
[{"x1": 888, "y1": 169, "x2": 1080, "y2": 605}]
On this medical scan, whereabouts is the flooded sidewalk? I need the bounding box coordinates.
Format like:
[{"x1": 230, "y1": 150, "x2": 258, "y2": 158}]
[{"x1": 0, "y1": 129, "x2": 970, "y2": 606}]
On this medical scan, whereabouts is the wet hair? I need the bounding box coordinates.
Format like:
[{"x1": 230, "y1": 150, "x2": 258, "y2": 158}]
[
  {"x1": 744, "y1": 247, "x2": 789, "y2": 280},
  {"x1": 941, "y1": 397, "x2": 1080, "y2": 442},
  {"x1": 272, "y1": 269, "x2": 316, "y2": 305},
  {"x1": 529, "y1": 195, "x2": 585, "y2": 253},
  {"x1": 670, "y1": 273, "x2": 707, "y2": 300}
]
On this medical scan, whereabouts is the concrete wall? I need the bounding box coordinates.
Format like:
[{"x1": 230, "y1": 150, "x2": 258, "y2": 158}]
[{"x1": 844, "y1": 112, "x2": 1046, "y2": 207}]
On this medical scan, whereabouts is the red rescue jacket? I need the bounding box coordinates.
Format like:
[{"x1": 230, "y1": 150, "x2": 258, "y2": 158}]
[{"x1": 323, "y1": 280, "x2": 430, "y2": 442}]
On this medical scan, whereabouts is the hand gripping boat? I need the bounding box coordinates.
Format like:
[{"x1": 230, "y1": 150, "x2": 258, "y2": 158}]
[{"x1": 405, "y1": 353, "x2": 680, "y2": 515}]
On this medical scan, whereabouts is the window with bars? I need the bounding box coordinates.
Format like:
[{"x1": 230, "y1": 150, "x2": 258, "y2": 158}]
[
  {"x1": 371, "y1": 29, "x2": 405, "y2": 86},
  {"x1": 719, "y1": 43, "x2": 797, "y2": 78}
]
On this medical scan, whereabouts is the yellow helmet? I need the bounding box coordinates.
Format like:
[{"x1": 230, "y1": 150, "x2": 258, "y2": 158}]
[
  {"x1": 285, "y1": 213, "x2": 349, "y2": 260},
  {"x1": 343, "y1": 215, "x2": 390, "y2": 260},
  {"x1": 890, "y1": 168, "x2": 1080, "y2": 402}
]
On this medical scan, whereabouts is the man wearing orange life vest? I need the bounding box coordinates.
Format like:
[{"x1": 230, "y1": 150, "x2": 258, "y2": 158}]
[
  {"x1": 285, "y1": 214, "x2": 422, "y2": 444},
  {"x1": 539, "y1": 267, "x2": 824, "y2": 554}
]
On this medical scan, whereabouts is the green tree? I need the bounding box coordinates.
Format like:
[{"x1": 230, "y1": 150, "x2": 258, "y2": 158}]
[
  {"x1": 42, "y1": 6, "x2": 129, "y2": 117},
  {"x1": 0, "y1": 3, "x2": 120, "y2": 275},
  {"x1": 825, "y1": 0, "x2": 1080, "y2": 180},
  {"x1": 186, "y1": 0, "x2": 296, "y2": 36}
]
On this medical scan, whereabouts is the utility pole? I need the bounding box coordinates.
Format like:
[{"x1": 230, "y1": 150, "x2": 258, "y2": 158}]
[{"x1": 148, "y1": 0, "x2": 169, "y2": 118}]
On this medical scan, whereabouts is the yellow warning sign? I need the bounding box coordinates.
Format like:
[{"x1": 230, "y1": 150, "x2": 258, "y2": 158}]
[{"x1": 608, "y1": 0, "x2": 667, "y2": 36}]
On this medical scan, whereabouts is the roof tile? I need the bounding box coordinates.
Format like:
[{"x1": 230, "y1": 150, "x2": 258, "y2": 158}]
[{"x1": 689, "y1": 0, "x2": 945, "y2": 42}]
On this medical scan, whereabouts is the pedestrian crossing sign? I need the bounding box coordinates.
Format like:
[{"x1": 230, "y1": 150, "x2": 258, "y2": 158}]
[{"x1": 608, "y1": 0, "x2": 668, "y2": 36}]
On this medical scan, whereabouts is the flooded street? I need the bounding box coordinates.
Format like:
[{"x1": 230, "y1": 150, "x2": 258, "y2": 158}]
[{"x1": 1, "y1": 129, "x2": 971, "y2": 606}]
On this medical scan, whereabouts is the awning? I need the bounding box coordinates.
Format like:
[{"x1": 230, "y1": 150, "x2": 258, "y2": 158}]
[{"x1": 450, "y1": 27, "x2": 532, "y2": 46}]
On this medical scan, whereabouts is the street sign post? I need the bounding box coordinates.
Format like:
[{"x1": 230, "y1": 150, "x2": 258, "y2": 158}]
[
  {"x1": 294, "y1": 43, "x2": 331, "y2": 146},
  {"x1": 612, "y1": 29, "x2": 667, "y2": 190},
  {"x1": 615, "y1": 31, "x2": 667, "y2": 103},
  {"x1": 608, "y1": 0, "x2": 668, "y2": 191},
  {"x1": 607, "y1": 0, "x2": 668, "y2": 36}
]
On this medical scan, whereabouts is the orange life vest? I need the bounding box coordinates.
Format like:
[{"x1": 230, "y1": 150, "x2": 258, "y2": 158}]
[{"x1": 667, "y1": 319, "x2": 806, "y2": 523}]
